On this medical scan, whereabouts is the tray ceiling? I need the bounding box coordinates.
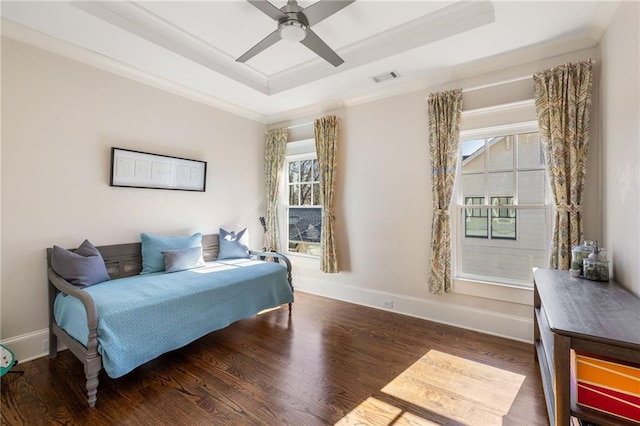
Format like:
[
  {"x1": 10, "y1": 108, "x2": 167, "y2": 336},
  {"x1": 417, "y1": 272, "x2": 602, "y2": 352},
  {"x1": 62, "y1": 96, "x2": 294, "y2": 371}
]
[{"x1": 1, "y1": 1, "x2": 613, "y2": 122}]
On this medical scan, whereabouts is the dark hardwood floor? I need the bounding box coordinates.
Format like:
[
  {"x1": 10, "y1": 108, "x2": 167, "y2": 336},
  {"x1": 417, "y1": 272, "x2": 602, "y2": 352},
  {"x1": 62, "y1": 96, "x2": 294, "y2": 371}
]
[{"x1": 1, "y1": 292, "x2": 547, "y2": 425}]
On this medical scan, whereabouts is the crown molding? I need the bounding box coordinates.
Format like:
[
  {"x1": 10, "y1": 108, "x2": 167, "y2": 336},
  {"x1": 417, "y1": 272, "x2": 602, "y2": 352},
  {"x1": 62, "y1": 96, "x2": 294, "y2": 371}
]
[
  {"x1": 1, "y1": 19, "x2": 269, "y2": 124},
  {"x1": 71, "y1": 1, "x2": 269, "y2": 94}
]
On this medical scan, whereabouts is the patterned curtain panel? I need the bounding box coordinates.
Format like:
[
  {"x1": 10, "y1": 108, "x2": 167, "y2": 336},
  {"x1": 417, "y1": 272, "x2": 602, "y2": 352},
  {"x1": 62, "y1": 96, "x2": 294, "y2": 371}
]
[
  {"x1": 427, "y1": 89, "x2": 463, "y2": 294},
  {"x1": 264, "y1": 128, "x2": 288, "y2": 252},
  {"x1": 314, "y1": 116, "x2": 339, "y2": 273},
  {"x1": 533, "y1": 60, "x2": 593, "y2": 270}
]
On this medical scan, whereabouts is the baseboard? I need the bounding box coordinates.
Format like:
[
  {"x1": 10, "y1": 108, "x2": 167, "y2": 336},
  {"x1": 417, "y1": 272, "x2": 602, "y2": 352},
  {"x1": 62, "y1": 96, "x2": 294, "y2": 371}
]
[
  {"x1": 294, "y1": 276, "x2": 534, "y2": 343},
  {"x1": 1, "y1": 329, "x2": 50, "y2": 364}
]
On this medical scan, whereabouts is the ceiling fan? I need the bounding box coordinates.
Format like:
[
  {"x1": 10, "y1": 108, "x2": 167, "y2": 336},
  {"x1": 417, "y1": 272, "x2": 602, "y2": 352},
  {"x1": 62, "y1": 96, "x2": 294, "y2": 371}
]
[{"x1": 237, "y1": 0, "x2": 355, "y2": 67}]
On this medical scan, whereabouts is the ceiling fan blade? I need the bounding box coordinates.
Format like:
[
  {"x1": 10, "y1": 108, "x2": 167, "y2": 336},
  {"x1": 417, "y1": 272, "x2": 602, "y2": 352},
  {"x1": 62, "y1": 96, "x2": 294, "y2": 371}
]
[
  {"x1": 236, "y1": 29, "x2": 282, "y2": 63},
  {"x1": 300, "y1": 28, "x2": 344, "y2": 67},
  {"x1": 247, "y1": 0, "x2": 288, "y2": 21},
  {"x1": 302, "y1": 0, "x2": 355, "y2": 26}
]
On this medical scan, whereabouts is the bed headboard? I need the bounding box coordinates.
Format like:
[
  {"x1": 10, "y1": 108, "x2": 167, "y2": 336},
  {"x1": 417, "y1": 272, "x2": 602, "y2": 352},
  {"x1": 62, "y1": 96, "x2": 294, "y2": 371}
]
[{"x1": 47, "y1": 234, "x2": 220, "y2": 280}]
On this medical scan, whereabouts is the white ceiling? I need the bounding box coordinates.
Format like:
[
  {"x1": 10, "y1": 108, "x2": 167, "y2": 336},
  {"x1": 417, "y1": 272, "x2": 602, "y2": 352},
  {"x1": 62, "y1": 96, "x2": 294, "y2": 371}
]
[{"x1": 1, "y1": 1, "x2": 615, "y2": 123}]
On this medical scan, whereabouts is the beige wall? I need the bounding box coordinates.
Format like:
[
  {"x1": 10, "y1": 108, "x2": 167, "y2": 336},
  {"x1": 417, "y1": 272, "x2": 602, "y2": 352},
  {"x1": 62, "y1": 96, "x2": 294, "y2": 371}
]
[
  {"x1": 1, "y1": 38, "x2": 266, "y2": 359},
  {"x1": 280, "y1": 48, "x2": 603, "y2": 343},
  {"x1": 600, "y1": 0, "x2": 640, "y2": 296}
]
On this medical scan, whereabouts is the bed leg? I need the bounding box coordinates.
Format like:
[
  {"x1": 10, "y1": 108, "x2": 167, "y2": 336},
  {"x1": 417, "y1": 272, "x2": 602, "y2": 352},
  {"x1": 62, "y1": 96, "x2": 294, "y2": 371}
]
[
  {"x1": 48, "y1": 332, "x2": 58, "y2": 359},
  {"x1": 85, "y1": 358, "x2": 101, "y2": 407},
  {"x1": 288, "y1": 302, "x2": 292, "y2": 314}
]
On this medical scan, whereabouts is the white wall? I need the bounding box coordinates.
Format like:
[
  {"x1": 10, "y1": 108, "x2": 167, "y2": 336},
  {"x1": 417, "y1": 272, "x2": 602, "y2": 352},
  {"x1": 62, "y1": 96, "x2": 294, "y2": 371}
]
[
  {"x1": 599, "y1": 0, "x2": 640, "y2": 296},
  {"x1": 1, "y1": 38, "x2": 267, "y2": 360}
]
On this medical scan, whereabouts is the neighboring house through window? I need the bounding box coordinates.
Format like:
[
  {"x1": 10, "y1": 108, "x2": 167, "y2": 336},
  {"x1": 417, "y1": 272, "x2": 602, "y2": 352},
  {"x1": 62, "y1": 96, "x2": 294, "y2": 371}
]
[{"x1": 455, "y1": 124, "x2": 551, "y2": 286}]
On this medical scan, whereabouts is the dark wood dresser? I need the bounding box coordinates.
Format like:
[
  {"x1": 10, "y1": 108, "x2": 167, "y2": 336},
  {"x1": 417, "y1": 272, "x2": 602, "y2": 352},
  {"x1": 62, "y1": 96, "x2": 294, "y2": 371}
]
[{"x1": 533, "y1": 268, "x2": 640, "y2": 426}]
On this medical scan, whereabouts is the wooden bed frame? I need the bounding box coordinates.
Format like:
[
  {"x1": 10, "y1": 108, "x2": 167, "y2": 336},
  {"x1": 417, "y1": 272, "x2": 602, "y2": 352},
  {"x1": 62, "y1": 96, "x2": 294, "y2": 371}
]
[{"x1": 46, "y1": 234, "x2": 293, "y2": 407}]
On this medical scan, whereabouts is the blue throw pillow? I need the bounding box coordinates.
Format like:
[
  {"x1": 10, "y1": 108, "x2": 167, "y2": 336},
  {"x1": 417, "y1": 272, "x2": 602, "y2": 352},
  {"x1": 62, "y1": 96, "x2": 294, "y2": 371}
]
[
  {"x1": 162, "y1": 246, "x2": 205, "y2": 273},
  {"x1": 140, "y1": 232, "x2": 202, "y2": 274},
  {"x1": 218, "y1": 228, "x2": 250, "y2": 260},
  {"x1": 51, "y1": 239, "x2": 111, "y2": 287}
]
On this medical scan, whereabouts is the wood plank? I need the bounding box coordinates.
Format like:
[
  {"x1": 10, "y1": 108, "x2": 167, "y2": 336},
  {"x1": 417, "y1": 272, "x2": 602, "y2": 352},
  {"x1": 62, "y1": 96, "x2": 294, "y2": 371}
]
[{"x1": 2, "y1": 292, "x2": 548, "y2": 425}]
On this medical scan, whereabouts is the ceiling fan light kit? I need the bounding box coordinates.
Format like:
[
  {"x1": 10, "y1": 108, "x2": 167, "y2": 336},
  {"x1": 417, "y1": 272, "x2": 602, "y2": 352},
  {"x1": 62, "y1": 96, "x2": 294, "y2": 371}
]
[
  {"x1": 279, "y1": 20, "x2": 307, "y2": 42},
  {"x1": 238, "y1": 0, "x2": 355, "y2": 67}
]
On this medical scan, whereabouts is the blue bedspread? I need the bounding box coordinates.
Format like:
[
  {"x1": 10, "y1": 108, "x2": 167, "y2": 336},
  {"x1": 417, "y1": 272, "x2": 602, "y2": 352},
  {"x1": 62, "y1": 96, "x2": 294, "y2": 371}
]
[{"x1": 54, "y1": 259, "x2": 293, "y2": 378}]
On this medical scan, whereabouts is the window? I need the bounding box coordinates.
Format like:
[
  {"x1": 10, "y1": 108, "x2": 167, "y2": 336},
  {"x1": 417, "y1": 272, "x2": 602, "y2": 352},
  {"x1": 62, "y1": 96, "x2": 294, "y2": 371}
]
[
  {"x1": 455, "y1": 128, "x2": 550, "y2": 286},
  {"x1": 286, "y1": 155, "x2": 322, "y2": 257}
]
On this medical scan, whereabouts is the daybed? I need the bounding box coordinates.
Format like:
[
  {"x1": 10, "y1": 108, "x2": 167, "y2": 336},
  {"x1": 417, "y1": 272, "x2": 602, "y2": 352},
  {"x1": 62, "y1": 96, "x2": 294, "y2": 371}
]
[{"x1": 47, "y1": 234, "x2": 293, "y2": 407}]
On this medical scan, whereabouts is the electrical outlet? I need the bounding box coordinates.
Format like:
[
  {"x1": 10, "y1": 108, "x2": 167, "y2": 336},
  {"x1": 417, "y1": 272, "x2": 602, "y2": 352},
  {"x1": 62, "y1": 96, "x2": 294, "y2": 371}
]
[
  {"x1": 382, "y1": 300, "x2": 393, "y2": 309},
  {"x1": 42, "y1": 339, "x2": 49, "y2": 351}
]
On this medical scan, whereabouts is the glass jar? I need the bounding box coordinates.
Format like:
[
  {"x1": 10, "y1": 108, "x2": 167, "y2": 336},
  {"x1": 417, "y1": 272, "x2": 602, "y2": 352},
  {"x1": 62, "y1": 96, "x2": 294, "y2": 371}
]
[
  {"x1": 583, "y1": 258, "x2": 610, "y2": 282},
  {"x1": 571, "y1": 241, "x2": 594, "y2": 275}
]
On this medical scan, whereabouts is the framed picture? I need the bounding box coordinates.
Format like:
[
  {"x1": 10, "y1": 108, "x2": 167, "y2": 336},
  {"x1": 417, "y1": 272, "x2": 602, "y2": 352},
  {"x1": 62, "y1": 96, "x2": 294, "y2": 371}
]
[{"x1": 110, "y1": 147, "x2": 206, "y2": 192}]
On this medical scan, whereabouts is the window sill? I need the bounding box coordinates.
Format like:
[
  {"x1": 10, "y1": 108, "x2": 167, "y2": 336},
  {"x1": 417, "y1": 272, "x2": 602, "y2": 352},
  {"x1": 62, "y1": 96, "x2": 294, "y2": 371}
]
[
  {"x1": 452, "y1": 277, "x2": 533, "y2": 305},
  {"x1": 287, "y1": 253, "x2": 320, "y2": 269}
]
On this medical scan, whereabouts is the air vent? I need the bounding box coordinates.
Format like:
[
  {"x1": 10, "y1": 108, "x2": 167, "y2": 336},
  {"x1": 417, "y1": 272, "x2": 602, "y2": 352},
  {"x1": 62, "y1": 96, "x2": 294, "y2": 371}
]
[{"x1": 371, "y1": 70, "x2": 401, "y2": 83}]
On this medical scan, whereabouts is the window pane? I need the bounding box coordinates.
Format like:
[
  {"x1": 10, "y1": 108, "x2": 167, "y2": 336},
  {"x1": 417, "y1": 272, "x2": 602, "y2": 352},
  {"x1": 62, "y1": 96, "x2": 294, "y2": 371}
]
[
  {"x1": 300, "y1": 160, "x2": 313, "y2": 183},
  {"x1": 313, "y1": 159, "x2": 319, "y2": 181},
  {"x1": 289, "y1": 184, "x2": 299, "y2": 206},
  {"x1": 465, "y1": 214, "x2": 488, "y2": 238},
  {"x1": 313, "y1": 183, "x2": 321, "y2": 206},
  {"x1": 517, "y1": 132, "x2": 544, "y2": 169},
  {"x1": 491, "y1": 217, "x2": 516, "y2": 239},
  {"x1": 490, "y1": 196, "x2": 515, "y2": 239},
  {"x1": 460, "y1": 207, "x2": 547, "y2": 283},
  {"x1": 462, "y1": 174, "x2": 485, "y2": 198},
  {"x1": 300, "y1": 183, "x2": 313, "y2": 205},
  {"x1": 288, "y1": 207, "x2": 322, "y2": 256},
  {"x1": 488, "y1": 172, "x2": 514, "y2": 197},
  {"x1": 289, "y1": 162, "x2": 299, "y2": 183},
  {"x1": 461, "y1": 139, "x2": 485, "y2": 173},
  {"x1": 465, "y1": 202, "x2": 488, "y2": 237},
  {"x1": 518, "y1": 170, "x2": 546, "y2": 204},
  {"x1": 488, "y1": 136, "x2": 514, "y2": 170}
]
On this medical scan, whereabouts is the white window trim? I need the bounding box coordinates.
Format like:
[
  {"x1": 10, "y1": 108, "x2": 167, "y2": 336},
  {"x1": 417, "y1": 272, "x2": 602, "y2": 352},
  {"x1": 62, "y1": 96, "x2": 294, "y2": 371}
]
[
  {"x1": 452, "y1": 120, "x2": 552, "y2": 301},
  {"x1": 279, "y1": 139, "x2": 322, "y2": 260}
]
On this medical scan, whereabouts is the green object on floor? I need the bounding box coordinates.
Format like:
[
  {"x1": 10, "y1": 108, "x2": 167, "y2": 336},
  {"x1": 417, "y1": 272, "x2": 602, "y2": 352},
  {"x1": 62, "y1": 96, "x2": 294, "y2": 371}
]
[{"x1": 1, "y1": 344, "x2": 19, "y2": 376}]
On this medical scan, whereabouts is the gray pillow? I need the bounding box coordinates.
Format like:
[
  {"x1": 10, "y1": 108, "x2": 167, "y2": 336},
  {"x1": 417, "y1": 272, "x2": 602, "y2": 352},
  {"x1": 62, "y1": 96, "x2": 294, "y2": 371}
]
[
  {"x1": 217, "y1": 228, "x2": 250, "y2": 260},
  {"x1": 51, "y1": 240, "x2": 111, "y2": 287},
  {"x1": 162, "y1": 246, "x2": 205, "y2": 273},
  {"x1": 140, "y1": 232, "x2": 202, "y2": 274}
]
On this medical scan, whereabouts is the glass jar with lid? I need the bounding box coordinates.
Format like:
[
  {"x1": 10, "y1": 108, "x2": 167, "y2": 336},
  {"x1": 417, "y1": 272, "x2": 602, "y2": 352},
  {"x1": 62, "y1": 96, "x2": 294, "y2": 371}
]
[
  {"x1": 584, "y1": 256, "x2": 610, "y2": 281},
  {"x1": 571, "y1": 241, "x2": 595, "y2": 275}
]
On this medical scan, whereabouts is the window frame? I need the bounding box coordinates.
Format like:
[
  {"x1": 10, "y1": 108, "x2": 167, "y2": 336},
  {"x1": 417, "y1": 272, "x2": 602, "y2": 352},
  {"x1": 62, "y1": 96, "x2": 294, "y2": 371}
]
[
  {"x1": 282, "y1": 150, "x2": 322, "y2": 259},
  {"x1": 453, "y1": 121, "x2": 552, "y2": 288}
]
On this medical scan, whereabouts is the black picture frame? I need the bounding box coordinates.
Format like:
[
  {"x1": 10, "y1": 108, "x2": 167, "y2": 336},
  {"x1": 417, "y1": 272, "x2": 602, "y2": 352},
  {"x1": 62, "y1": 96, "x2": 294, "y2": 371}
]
[{"x1": 110, "y1": 147, "x2": 206, "y2": 192}]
